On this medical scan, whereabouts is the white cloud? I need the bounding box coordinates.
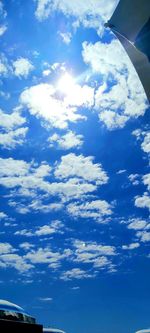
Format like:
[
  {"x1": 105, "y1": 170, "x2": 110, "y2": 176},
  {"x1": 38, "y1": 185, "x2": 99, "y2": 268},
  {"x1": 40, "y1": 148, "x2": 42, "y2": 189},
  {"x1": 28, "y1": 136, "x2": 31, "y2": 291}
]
[
  {"x1": 63, "y1": 83, "x2": 94, "y2": 108},
  {"x1": 72, "y1": 240, "x2": 116, "y2": 268},
  {"x1": 42, "y1": 69, "x2": 51, "y2": 76},
  {"x1": 54, "y1": 153, "x2": 108, "y2": 184},
  {"x1": 0, "y1": 109, "x2": 27, "y2": 149},
  {"x1": 67, "y1": 200, "x2": 112, "y2": 220},
  {"x1": 0, "y1": 212, "x2": 8, "y2": 220},
  {"x1": 141, "y1": 132, "x2": 150, "y2": 154},
  {"x1": 122, "y1": 243, "x2": 140, "y2": 250},
  {"x1": 60, "y1": 268, "x2": 93, "y2": 281},
  {"x1": 0, "y1": 242, "x2": 33, "y2": 272},
  {"x1": 127, "y1": 219, "x2": 147, "y2": 231},
  {"x1": 116, "y1": 169, "x2": 126, "y2": 175},
  {"x1": 0, "y1": 109, "x2": 26, "y2": 130},
  {"x1": 48, "y1": 131, "x2": 83, "y2": 149},
  {"x1": 143, "y1": 174, "x2": 150, "y2": 191},
  {"x1": 0, "y1": 154, "x2": 109, "y2": 213},
  {"x1": 35, "y1": 220, "x2": 64, "y2": 236},
  {"x1": 25, "y1": 247, "x2": 72, "y2": 269},
  {"x1": 13, "y1": 58, "x2": 34, "y2": 78},
  {"x1": 19, "y1": 242, "x2": 34, "y2": 251},
  {"x1": 0, "y1": 127, "x2": 28, "y2": 149},
  {"x1": 0, "y1": 157, "x2": 94, "y2": 204},
  {"x1": 20, "y1": 83, "x2": 85, "y2": 129},
  {"x1": 0, "y1": 25, "x2": 7, "y2": 36},
  {"x1": 38, "y1": 297, "x2": 53, "y2": 301},
  {"x1": 59, "y1": 32, "x2": 72, "y2": 44},
  {"x1": 34, "y1": 0, "x2": 119, "y2": 35},
  {"x1": 0, "y1": 1, "x2": 7, "y2": 19},
  {"x1": 0, "y1": 243, "x2": 15, "y2": 254},
  {"x1": 135, "y1": 194, "x2": 150, "y2": 211},
  {"x1": 132, "y1": 130, "x2": 150, "y2": 157},
  {"x1": 82, "y1": 39, "x2": 147, "y2": 129},
  {"x1": 128, "y1": 174, "x2": 140, "y2": 186},
  {"x1": 137, "y1": 231, "x2": 150, "y2": 243},
  {"x1": 16, "y1": 220, "x2": 64, "y2": 237},
  {"x1": 0, "y1": 253, "x2": 34, "y2": 272},
  {"x1": 0, "y1": 54, "x2": 9, "y2": 76}
]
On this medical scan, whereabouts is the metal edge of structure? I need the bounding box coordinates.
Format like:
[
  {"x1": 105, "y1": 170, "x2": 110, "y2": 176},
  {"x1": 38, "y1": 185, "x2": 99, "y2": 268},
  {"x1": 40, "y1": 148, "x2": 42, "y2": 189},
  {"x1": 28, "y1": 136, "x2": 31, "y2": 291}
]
[{"x1": 106, "y1": 0, "x2": 150, "y2": 102}]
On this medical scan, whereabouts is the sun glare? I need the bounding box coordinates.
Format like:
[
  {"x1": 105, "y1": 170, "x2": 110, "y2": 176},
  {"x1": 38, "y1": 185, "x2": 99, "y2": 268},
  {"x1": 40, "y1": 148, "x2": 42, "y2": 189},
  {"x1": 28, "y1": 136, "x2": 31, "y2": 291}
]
[{"x1": 57, "y1": 72, "x2": 75, "y2": 95}]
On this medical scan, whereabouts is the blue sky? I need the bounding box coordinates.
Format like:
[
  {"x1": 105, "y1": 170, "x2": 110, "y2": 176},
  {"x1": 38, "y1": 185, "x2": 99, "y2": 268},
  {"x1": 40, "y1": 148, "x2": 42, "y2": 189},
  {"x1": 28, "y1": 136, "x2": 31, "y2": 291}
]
[{"x1": 0, "y1": 1, "x2": 150, "y2": 333}]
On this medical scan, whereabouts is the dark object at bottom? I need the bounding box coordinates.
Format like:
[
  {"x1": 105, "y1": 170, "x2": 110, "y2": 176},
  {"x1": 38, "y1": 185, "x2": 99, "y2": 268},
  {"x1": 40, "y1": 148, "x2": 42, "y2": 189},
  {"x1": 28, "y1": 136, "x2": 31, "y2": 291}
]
[{"x1": 0, "y1": 319, "x2": 43, "y2": 332}]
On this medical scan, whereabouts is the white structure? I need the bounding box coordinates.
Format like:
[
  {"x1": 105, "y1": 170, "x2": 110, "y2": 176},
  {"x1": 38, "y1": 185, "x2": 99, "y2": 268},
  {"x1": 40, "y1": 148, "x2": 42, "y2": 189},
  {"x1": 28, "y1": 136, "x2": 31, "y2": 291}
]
[
  {"x1": 43, "y1": 328, "x2": 66, "y2": 333},
  {"x1": 106, "y1": 0, "x2": 150, "y2": 101}
]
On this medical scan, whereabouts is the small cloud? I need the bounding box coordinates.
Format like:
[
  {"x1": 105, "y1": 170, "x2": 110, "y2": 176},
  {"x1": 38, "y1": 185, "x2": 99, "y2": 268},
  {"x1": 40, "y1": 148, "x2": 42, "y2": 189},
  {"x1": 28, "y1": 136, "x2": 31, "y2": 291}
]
[
  {"x1": 0, "y1": 25, "x2": 7, "y2": 36},
  {"x1": 122, "y1": 243, "x2": 140, "y2": 250},
  {"x1": 127, "y1": 218, "x2": 147, "y2": 230},
  {"x1": 128, "y1": 174, "x2": 140, "y2": 186},
  {"x1": 59, "y1": 32, "x2": 72, "y2": 44},
  {"x1": 48, "y1": 131, "x2": 83, "y2": 150},
  {"x1": 38, "y1": 297, "x2": 53, "y2": 302},
  {"x1": 116, "y1": 169, "x2": 126, "y2": 175},
  {"x1": 0, "y1": 212, "x2": 8, "y2": 220},
  {"x1": 42, "y1": 69, "x2": 51, "y2": 77},
  {"x1": 71, "y1": 286, "x2": 80, "y2": 290},
  {"x1": 13, "y1": 57, "x2": 34, "y2": 78}
]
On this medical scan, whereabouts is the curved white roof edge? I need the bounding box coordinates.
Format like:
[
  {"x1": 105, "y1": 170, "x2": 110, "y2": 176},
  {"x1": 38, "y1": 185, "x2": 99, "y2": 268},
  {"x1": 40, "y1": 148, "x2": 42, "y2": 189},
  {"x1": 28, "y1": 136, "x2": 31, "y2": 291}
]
[
  {"x1": 135, "y1": 330, "x2": 150, "y2": 333},
  {"x1": 43, "y1": 328, "x2": 65, "y2": 333},
  {"x1": 0, "y1": 299, "x2": 24, "y2": 312},
  {"x1": 107, "y1": 0, "x2": 150, "y2": 102}
]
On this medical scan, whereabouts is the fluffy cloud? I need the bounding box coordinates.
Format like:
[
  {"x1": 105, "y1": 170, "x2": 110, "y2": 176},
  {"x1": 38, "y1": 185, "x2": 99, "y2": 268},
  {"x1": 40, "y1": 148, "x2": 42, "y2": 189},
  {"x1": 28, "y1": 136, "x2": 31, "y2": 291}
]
[
  {"x1": 19, "y1": 242, "x2": 34, "y2": 251},
  {"x1": 0, "y1": 154, "x2": 109, "y2": 215},
  {"x1": 0, "y1": 212, "x2": 8, "y2": 220},
  {"x1": 13, "y1": 58, "x2": 34, "y2": 78},
  {"x1": 20, "y1": 83, "x2": 86, "y2": 129},
  {"x1": 0, "y1": 109, "x2": 26, "y2": 130},
  {"x1": 67, "y1": 200, "x2": 112, "y2": 220},
  {"x1": 141, "y1": 132, "x2": 150, "y2": 154},
  {"x1": 54, "y1": 153, "x2": 108, "y2": 184},
  {"x1": 15, "y1": 220, "x2": 64, "y2": 237},
  {"x1": 137, "y1": 231, "x2": 150, "y2": 243},
  {"x1": 132, "y1": 130, "x2": 150, "y2": 156},
  {"x1": 0, "y1": 109, "x2": 27, "y2": 149},
  {"x1": 48, "y1": 131, "x2": 83, "y2": 149},
  {"x1": 34, "y1": 0, "x2": 119, "y2": 35},
  {"x1": 0, "y1": 242, "x2": 33, "y2": 272},
  {"x1": 82, "y1": 39, "x2": 147, "y2": 129},
  {"x1": 127, "y1": 219, "x2": 147, "y2": 231},
  {"x1": 135, "y1": 194, "x2": 150, "y2": 211},
  {"x1": 122, "y1": 243, "x2": 140, "y2": 250},
  {"x1": 128, "y1": 174, "x2": 140, "y2": 186},
  {"x1": 25, "y1": 246, "x2": 72, "y2": 270},
  {"x1": 60, "y1": 268, "x2": 93, "y2": 281},
  {"x1": 72, "y1": 240, "x2": 116, "y2": 267},
  {"x1": 0, "y1": 127, "x2": 28, "y2": 149}
]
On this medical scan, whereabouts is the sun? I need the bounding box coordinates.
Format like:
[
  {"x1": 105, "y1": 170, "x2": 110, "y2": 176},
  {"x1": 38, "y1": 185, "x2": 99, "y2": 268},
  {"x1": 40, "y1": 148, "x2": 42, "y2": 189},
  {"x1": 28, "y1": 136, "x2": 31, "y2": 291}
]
[{"x1": 57, "y1": 72, "x2": 75, "y2": 95}]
